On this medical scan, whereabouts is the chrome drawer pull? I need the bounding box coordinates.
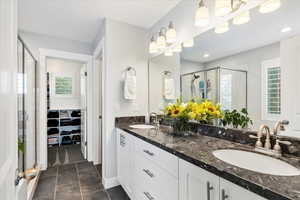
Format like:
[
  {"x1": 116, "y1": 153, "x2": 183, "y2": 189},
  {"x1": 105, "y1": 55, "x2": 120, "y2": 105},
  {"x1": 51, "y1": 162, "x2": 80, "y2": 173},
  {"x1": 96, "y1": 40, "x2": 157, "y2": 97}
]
[
  {"x1": 144, "y1": 192, "x2": 155, "y2": 200},
  {"x1": 222, "y1": 189, "x2": 229, "y2": 200},
  {"x1": 143, "y1": 149, "x2": 154, "y2": 156},
  {"x1": 207, "y1": 182, "x2": 214, "y2": 200},
  {"x1": 143, "y1": 169, "x2": 155, "y2": 178}
]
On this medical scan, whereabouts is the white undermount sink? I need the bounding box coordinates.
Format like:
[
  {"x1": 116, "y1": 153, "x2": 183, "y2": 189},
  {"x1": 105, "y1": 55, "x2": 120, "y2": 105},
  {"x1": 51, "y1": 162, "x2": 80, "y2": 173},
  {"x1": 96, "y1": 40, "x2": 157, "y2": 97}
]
[
  {"x1": 213, "y1": 149, "x2": 300, "y2": 176},
  {"x1": 129, "y1": 124, "x2": 155, "y2": 129}
]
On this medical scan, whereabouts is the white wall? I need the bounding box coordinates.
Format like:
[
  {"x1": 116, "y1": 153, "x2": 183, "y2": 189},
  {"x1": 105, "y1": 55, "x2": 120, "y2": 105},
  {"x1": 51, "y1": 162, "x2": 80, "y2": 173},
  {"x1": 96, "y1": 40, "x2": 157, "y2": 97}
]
[
  {"x1": 0, "y1": 0, "x2": 18, "y2": 199},
  {"x1": 47, "y1": 58, "x2": 84, "y2": 110},
  {"x1": 102, "y1": 19, "x2": 148, "y2": 185},
  {"x1": 180, "y1": 59, "x2": 204, "y2": 74},
  {"x1": 204, "y1": 42, "x2": 280, "y2": 129},
  {"x1": 19, "y1": 31, "x2": 93, "y2": 58}
]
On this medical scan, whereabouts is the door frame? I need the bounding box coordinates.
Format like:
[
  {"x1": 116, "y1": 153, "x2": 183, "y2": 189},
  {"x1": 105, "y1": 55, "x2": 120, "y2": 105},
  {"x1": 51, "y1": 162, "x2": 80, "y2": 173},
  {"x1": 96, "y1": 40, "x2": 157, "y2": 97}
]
[
  {"x1": 38, "y1": 48, "x2": 93, "y2": 170},
  {"x1": 93, "y1": 38, "x2": 108, "y2": 185}
]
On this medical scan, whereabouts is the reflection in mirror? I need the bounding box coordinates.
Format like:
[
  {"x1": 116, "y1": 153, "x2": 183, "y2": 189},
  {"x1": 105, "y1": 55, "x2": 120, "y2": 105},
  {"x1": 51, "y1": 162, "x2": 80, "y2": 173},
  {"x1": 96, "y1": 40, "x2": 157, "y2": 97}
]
[{"x1": 148, "y1": 0, "x2": 300, "y2": 138}]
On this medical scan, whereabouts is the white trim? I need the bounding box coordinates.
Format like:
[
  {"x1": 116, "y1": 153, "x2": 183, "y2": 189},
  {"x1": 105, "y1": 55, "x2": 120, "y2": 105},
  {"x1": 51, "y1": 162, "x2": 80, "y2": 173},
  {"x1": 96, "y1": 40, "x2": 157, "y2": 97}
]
[
  {"x1": 92, "y1": 38, "x2": 105, "y2": 172},
  {"x1": 102, "y1": 177, "x2": 120, "y2": 189},
  {"x1": 261, "y1": 58, "x2": 281, "y2": 121},
  {"x1": 38, "y1": 48, "x2": 93, "y2": 169}
]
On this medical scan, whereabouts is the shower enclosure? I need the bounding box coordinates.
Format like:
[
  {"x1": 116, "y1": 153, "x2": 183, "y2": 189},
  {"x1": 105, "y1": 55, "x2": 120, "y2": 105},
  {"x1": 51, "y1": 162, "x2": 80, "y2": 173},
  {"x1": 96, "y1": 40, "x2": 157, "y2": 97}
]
[
  {"x1": 181, "y1": 67, "x2": 247, "y2": 111},
  {"x1": 17, "y1": 36, "x2": 37, "y2": 175}
]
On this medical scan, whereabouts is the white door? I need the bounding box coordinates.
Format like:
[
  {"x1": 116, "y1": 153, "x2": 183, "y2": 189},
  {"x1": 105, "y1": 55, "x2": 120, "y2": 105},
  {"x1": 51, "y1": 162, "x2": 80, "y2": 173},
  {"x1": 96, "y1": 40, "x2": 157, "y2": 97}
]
[
  {"x1": 281, "y1": 36, "x2": 300, "y2": 138},
  {"x1": 220, "y1": 178, "x2": 266, "y2": 200},
  {"x1": 179, "y1": 159, "x2": 219, "y2": 200},
  {"x1": 0, "y1": 0, "x2": 18, "y2": 199},
  {"x1": 80, "y1": 66, "x2": 87, "y2": 159},
  {"x1": 95, "y1": 56, "x2": 102, "y2": 164}
]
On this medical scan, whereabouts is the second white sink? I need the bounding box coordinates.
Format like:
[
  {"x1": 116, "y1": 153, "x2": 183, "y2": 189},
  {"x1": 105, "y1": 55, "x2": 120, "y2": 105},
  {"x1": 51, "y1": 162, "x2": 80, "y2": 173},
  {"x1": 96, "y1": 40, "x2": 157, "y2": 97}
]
[
  {"x1": 129, "y1": 124, "x2": 155, "y2": 129},
  {"x1": 213, "y1": 149, "x2": 300, "y2": 176}
]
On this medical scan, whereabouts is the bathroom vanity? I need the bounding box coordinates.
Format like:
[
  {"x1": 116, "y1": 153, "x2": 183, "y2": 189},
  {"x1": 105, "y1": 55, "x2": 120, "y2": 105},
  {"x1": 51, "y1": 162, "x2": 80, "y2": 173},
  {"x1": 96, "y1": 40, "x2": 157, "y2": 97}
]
[{"x1": 116, "y1": 123, "x2": 300, "y2": 200}]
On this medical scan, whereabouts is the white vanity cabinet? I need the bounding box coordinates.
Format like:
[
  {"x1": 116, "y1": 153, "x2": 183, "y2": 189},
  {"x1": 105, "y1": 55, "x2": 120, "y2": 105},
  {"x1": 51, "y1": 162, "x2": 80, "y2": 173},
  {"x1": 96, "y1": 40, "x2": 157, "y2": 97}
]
[
  {"x1": 219, "y1": 178, "x2": 267, "y2": 200},
  {"x1": 117, "y1": 129, "x2": 135, "y2": 198},
  {"x1": 179, "y1": 159, "x2": 220, "y2": 200}
]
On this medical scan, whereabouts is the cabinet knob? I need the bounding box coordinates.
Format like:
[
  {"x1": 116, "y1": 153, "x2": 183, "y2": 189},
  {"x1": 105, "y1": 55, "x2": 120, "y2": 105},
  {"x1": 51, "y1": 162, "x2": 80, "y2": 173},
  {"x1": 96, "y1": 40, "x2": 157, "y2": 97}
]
[
  {"x1": 143, "y1": 169, "x2": 155, "y2": 178},
  {"x1": 222, "y1": 189, "x2": 229, "y2": 200},
  {"x1": 143, "y1": 149, "x2": 154, "y2": 156},
  {"x1": 207, "y1": 182, "x2": 214, "y2": 200},
  {"x1": 144, "y1": 192, "x2": 155, "y2": 200}
]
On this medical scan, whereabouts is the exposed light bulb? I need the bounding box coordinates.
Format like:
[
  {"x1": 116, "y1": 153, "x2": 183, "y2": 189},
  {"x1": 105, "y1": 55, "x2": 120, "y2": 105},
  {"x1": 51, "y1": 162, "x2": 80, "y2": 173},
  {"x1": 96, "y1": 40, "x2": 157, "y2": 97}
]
[
  {"x1": 215, "y1": 0, "x2": 232, "y2": 17},
  {"x1": 149, "y1": 36, "x2": 158, "y2": 54},
  {"x1": 173, "y1": 43, "x2": 182, "y2": 53},
  {"x1": 195, "y1": 0, "x2": 210, "y2": 27},
  {"x1": 183, "y1": 39, "x2": 194, "y2": 48},
  {"x1": 164, "y1": 49, "x2": 173, "y2": 56},
  {"x1": 259, "y1": 0, "x2": 281, "y2": 14},
  {"x1": 215, "y1": 22, "x2": 229, "y2": 34},
  {"x1": 233, "y1": 11, "x2": 250, "y2": 25},
  {"x1": 166, "y1": 22, "x2": 177, "y2": 44},
  {"x1": 281, "y1": 27, "x2": 291, "y2": 33},
  {"x1": 203, "y1": 53, "x2": 210, "y2": 58},
  {"x1": 157, "y1": 29, "x2": 166, "y2": 50}
]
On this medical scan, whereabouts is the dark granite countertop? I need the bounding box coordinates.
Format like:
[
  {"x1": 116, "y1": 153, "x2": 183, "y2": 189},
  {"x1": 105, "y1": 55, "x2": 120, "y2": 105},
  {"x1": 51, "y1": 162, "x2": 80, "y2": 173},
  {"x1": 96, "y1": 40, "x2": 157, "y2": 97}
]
[{"x1": 117, "y1": 123, "x2": 300, "y2": 200}]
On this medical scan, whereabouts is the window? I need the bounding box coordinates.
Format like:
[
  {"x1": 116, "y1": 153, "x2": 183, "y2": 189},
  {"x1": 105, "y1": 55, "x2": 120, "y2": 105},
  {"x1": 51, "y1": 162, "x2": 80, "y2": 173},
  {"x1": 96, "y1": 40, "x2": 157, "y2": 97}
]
[
  {"x1": 262, "y1": 58, "x2": 281, "y2": 120},
  {"x1": 220, "y1": 74, "x2": 232, "y2": 110}
]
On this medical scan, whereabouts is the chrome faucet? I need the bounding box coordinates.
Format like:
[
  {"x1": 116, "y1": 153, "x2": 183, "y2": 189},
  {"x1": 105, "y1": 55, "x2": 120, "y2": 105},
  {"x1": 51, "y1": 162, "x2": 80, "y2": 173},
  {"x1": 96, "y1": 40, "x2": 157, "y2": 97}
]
[{"x1": 150, "y1": 112, "x2": 160, "y2": 129}]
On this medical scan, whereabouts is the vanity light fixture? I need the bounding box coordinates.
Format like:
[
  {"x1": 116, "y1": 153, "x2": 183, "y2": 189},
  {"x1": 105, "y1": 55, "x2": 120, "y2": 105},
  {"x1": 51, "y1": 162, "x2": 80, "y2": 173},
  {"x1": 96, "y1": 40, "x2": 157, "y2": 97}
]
[
  {"x1": 233, "y1": 10, "x2": 250, "y2": 25},
  {"x1": 157, "y1": 29, "x2": 167, "y2": 50},
  {"x1": 166, "y1": 21, "x2": 177, "y2": 44},
  {"x1": 215, "y1": 21, "x2": 229, "y2": 33},
  {"x1": 195, "y1": 0, "x2": 210, "y2": 27},
  {"x1": 149, "y1": 36, "x2": 158, "y2": 54},
  {"x1": 164, "y1": 49, "x2": 173, "y2": 56},
  {"x1": 173, "y1": 43, "x2": 182, "y2": 53},
  {"x1": 215, "y1": 0, "x2": 232, "y2": 17},
  {"x1": 281, "y1": 27, "x2": 292, "y2": 33},
  {"x1": 259, "y1": 0, "x2": 281, "y2": 14},
  {"x1": 183, "y1": 39, "x2": 194, "y2": 48}
]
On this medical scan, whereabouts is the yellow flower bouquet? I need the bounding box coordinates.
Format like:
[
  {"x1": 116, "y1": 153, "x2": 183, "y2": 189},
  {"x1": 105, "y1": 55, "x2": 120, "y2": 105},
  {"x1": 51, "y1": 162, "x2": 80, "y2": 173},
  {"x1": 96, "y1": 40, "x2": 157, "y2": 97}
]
[{"x1": 164, "y1": 99, "x2": 224, "y2": 136}]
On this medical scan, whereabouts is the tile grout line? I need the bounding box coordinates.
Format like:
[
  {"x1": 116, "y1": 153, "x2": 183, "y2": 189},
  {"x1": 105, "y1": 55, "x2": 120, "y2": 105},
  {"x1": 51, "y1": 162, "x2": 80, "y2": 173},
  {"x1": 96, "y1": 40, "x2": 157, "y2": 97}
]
[
  {"x1": 53, "y1": 167, "x2": 59, "y2": 200},
  {"x1": 93, "y1": 164, "x2": 112, "y2": 200},
  {"x1": 75, "y1": 163, "x2": 84, "y2": 200}
]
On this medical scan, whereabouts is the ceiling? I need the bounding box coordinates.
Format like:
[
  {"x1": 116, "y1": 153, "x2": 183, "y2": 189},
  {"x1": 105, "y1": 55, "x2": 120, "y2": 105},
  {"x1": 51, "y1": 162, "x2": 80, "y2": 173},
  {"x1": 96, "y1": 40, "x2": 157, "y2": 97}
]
[
  {"x1": 18, "y1": 0, "x2": 181, "y2": 43},
  {"x1": 181, "y1": 0, "x2": 300, "y2": 63}
]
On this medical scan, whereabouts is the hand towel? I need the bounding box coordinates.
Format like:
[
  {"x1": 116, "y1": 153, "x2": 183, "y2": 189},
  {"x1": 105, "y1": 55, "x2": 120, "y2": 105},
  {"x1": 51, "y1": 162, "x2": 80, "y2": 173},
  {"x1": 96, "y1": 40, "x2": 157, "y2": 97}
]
[
  {"x1": 164, "y1": 78, "x2": 175, "y2": 100},
  {"x1": 124, "y1": 74, "x2": 137, "y2": 100}
]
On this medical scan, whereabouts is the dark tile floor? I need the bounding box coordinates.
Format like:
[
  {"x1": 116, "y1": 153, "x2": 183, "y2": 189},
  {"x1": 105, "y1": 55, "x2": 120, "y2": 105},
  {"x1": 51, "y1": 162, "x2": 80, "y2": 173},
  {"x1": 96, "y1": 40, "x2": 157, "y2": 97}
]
[{"x1": 33, "y1": 161, "x2": 130, "y2": 200}]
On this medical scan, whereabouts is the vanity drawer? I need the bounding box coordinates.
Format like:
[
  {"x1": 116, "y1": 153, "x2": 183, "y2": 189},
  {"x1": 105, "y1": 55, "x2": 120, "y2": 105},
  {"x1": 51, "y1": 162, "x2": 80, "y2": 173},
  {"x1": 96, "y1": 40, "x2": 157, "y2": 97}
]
[
  {"x1": 134, "y1": 137, "x2": 178, "y2": 178},
  {"x1": 134, "y1": 152, "x2": 178, "y2": 200}
]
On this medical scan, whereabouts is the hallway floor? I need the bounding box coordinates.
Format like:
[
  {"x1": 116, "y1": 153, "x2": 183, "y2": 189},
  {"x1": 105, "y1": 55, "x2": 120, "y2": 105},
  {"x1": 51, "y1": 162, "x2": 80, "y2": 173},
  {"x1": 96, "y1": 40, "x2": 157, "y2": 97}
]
[{"x1": 33, "y1": 162, "x2": 130, "y2": 200}]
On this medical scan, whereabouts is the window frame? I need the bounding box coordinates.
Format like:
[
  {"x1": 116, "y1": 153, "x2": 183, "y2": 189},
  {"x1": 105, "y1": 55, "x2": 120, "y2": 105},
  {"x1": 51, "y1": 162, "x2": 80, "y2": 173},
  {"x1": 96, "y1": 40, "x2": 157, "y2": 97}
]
[{"x1": 261, "y1": 58, "x2": 281, "y2": 121}]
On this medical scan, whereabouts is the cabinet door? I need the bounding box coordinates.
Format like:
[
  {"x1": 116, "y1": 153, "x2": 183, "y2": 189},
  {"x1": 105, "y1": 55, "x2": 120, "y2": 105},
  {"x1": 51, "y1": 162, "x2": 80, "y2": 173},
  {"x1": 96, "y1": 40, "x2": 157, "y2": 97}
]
[
  {"x1": 179, "y1": 159, "x2": 219, "y2": 200},
  {"x1": 220, "y1": 178, "x2": 267, "y2": 200},
  {"x1": 117, "y1": 129, "x2": 133, "y2": 197}
]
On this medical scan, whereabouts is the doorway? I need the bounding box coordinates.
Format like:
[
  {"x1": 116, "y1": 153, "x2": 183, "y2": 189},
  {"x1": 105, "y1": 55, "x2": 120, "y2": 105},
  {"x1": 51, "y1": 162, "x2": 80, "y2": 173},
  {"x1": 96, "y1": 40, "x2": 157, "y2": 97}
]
[{"x1": 39, "y1": 49, "x2": 93, "y2": 170}]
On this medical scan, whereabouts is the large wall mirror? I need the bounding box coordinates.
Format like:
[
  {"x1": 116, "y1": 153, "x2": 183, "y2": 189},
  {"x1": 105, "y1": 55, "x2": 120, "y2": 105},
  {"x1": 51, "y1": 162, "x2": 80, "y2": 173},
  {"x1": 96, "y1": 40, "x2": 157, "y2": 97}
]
[{"x1": 148, "y1": 0, "x2": 300, "y2": 139}]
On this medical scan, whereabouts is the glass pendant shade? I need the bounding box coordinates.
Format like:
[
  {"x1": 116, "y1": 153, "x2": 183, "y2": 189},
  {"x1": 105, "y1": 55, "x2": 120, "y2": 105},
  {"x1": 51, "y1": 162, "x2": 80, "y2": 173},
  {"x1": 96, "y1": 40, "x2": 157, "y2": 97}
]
[
  {"x1": 195, "y1": 5, "x2": 210, "y2": 27},
  {"x1": 215, "y1": 0, "x2": 232, "y2": 17},
  {"x1": 149, "y1": 37, "x2": 158, "y2": 54},
  {"x1": 166, "y1": 22, "x2": 177, "y2": 44},
  {"x1": 173, "y1": 43, "x2": 182, "y2": 53},
  {"x1": 183, "y1": 39, "x2": 194, "y2": 48},
  {"x1": 259, "y1": 0, "x2": 281, "y2": 13},
  {"x1": 233, "y1": 11, "x2": 250, "y2": 25},
  {"x1": 215, "y1": 22, "x2": 229, "y2": 33},
  {"x1": 157, "y1": 30, "x2": 166, "y2": 50},
  {"x1": 164, "y1": 49, "x2": 173, "y2": 56}
]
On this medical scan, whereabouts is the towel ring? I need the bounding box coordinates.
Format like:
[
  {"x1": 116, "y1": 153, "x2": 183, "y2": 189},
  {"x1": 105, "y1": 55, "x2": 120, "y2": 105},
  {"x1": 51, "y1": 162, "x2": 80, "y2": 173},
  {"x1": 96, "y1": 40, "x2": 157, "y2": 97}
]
[{"x1": 126, "y1": 66, "x2": 136, "y2": 76}]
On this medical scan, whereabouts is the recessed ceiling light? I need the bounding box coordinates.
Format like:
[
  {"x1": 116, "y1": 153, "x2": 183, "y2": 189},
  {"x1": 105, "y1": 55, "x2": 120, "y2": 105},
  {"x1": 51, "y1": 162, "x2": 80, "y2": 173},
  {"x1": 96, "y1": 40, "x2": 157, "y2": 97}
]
[
  {"x1": 203, "y1": 53, "x2": 210, "y2": 58},
  {"x1": 281, "y1": 27, "x2": 292, "y2": 33}
]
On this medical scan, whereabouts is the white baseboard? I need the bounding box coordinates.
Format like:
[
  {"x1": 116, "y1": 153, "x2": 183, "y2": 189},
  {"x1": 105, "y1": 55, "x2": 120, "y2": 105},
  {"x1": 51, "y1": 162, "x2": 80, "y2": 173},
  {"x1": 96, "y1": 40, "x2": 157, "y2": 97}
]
[{"x1": 102, "y1": 176, "x2": 119, "y2": 189}]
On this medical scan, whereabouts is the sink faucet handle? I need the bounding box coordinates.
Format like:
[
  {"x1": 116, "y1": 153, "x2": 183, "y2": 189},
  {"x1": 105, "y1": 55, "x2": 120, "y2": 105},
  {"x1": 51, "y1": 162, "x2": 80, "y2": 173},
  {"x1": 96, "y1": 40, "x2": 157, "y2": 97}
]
[
  {"x1": 249, "y1": 135, "x2": 263, "y2": 148},
  {"x1": 277, "y1": 140, "x2": 292, "y2": 146}
]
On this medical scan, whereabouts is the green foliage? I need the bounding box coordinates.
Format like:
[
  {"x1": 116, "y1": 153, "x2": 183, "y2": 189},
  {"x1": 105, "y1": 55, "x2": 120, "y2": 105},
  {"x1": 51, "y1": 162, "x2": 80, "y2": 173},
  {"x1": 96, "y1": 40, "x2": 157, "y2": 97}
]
[
  {"x1": 18, "y1": 138, "x2": 25, "y2": 153},
  {"x1": 221, "y1": 108, "x2": 253, "y2": 129}
]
